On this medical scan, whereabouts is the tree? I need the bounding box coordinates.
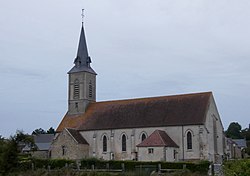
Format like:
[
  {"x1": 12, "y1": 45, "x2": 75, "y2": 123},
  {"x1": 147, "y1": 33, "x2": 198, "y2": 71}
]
[
  {"x1": 225, "y1": 122, "x2": 243, "y2": 139},
  {"x1": 241, "y1": 128, "x2": 250, "y2": 140},
  {"x1": 32, "y1": 127, "x2": 55, "y2": 135},
  {"x1": 0, "y1": 130, "x2": 33, "y2": 174},
  {"x1": 47, "y1": 127, "x2": 55, "y2": 134},
  {"x1": 32, "y1": 128, "x2": 46, "y2": 135}
]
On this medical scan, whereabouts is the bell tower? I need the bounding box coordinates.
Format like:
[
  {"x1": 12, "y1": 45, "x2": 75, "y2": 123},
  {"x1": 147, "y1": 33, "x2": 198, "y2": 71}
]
[{"x1": 67, "y1": 22, "x2": 97, "y2": 114}]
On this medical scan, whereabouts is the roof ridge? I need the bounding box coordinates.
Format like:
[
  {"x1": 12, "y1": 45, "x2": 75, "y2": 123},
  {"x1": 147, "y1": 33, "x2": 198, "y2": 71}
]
[
  {"x1": 156, "y1": 130, "x2": 166, "y2": 145},
  {"x1": 94, "y1": 91, "x2": 212, "y2": 104}
]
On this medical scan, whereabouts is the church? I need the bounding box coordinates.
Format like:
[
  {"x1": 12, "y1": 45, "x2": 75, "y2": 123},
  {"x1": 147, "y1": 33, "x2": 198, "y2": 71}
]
[{"x1": 50, "y1": 22, "x2": 225, "y2": 163}]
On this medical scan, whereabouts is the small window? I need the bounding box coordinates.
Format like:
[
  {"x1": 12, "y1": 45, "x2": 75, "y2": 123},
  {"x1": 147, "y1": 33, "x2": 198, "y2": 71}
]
[
  {"x1": 122, "y1": 134, "x2": 126, "y2": 152},
  {"x1": 141, "y1": 133, "x2": 146, "y2": 142},
  {"x1": 89, "y1": 81, "x2": 92, "y2": 98},
  {"x1": 62, "y1": 146, "x2": 66, "y2": 156},
  {"x1": 103, "y1": 135, "x2": 107, "y2": 152},
  {"x1": 74, "y1": 79, "x2": 80, "y2": 99},
  {"x1": 187, "y1": 131, "x2": 192, "y2": 150},
  {"x1": 148, "y1": 148, "x2": 154, "y2": 154},
  {"x1": 49, "y1": 150, "x2": 52, "y2": 158},
  {"x1": 173, "y1": 150, "x2": 177, "y2": 159}
]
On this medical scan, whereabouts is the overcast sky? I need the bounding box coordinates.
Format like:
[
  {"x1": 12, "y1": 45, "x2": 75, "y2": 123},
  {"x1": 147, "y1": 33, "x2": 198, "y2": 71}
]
[{"x1": 0, "y1": 0, "x2": 250, "y2": 137}]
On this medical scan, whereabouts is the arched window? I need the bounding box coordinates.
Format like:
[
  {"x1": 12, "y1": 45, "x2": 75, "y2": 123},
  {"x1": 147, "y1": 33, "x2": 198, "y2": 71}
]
[
  {"x1": 89, "y1": 81, "x2": 92, "y2": 98},
  {"x1": 74, "y1": 79, "x2": 79, "y2": 99},
  {"x1": 187, "y1": 131, "x2": 192, "y2": 150},
  {"x1": 122, "y1": 134, "x2": 126, "y2": 152},
  {"x1": 103, "y1": 135, "x2": 107, "y2": 152},
  {"x1": 141, "y1": 133, "x2": 146, "y2": 142}
]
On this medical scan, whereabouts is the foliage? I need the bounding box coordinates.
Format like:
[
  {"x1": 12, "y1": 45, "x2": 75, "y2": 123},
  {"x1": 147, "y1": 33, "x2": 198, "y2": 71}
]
[
  {"x1": 241, "y1": 128, "x2": 250, "y2": 140},
  {"x1": 246, "y1": 141, "x2": 250, "y2": 155},
  {"x1": 32, "y1": 127, "x2": 55, "y2": 135},
  {"x1": 46, "y1": 127, "x2": 55, "y2": 134},
  {"x1": 15, "y1": 130, "x2": 34, "y2": 146},
  {"x1": 223, "y1": 159, "x2": 250, "y2": 176},
  {"x1": 0, "y1": 131, "x2": 35, "y2": 175},
  {"x1": 225, "y1": 122, "x2": 243, "y2": 139},
  {"x1": 13, "y1": 157, "x2": 210, "y2": 175},
  {"x1": 225, "y1": 122, "x2": 250, "y2": 155},
  {"x1": 80, "y1": 158, "x2": 210, "y2": 173},
  {"x1": 0, "y1": 138, "x2": 19, "y2": 174},
  {"x1": 32, "y1": 128, "x2": 46, "y2": 135}
]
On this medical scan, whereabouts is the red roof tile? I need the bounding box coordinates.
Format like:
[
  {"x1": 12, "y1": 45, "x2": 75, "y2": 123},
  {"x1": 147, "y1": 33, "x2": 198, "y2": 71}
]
[
  {"x1": 137, "y1": 130, "x2": 178, "y2": 147},
  {"x1": 56, "y1": 92, "x2": 211, "y2": 132}
]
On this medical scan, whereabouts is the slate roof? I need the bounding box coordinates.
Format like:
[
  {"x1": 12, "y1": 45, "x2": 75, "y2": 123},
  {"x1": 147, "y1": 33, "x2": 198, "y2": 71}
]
[
  {"x1": 22, "y1": 134, "x2": 54, "y2": 152},
  {"x1": 232, "y1": 139, "x2": 247, "y2": 148},
  {"x1": 56, "y1": 92, "x2": 211, "y2": 132},
  {"x1": 68, "y1": 25, "x2": 96, "y2": 74},
  {"x1": 66, "y1": 128, "x2": 89, "y2": 145},
  {"x1": 137, "y1": 130, "x2": 178, "y2": 147}
]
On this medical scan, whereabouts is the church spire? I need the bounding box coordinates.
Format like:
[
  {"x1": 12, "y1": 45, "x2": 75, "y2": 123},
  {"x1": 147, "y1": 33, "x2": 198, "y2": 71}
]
[
  {"x1": 68, "y1": 16, "x2": 96, "y2": 74},
  {"x1": 67, "y1": 12, "x2": 97, "y2": 114},
  {"x1": 75, "y1": 24, "x2": 90, "y2": 67}
]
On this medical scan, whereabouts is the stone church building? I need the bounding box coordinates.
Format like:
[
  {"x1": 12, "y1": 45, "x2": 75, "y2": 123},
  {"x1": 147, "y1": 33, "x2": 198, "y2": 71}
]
[{"x1": 50, "y1": 23, "x2": 225, "y2": 163}]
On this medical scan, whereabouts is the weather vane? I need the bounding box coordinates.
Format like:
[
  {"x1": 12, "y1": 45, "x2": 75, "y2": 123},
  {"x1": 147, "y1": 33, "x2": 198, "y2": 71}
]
[{"x1": 81, "y1": 9, "x2": 85, "y2": 24}]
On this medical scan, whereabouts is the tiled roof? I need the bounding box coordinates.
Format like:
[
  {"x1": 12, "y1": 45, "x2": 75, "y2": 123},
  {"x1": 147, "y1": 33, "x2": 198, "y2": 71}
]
[
  {"x1": 57, "y1": 113, "x2": 85, "y2": 132},
  {"x1": 66, "y1": 128, "x2": 89, "y2": 145},
  {"x1": 56, "y1": 92, "x2": 211, "y2": 132},
  {"x1": 137, "y1": 130, "x2": 178, "y2": 147}
]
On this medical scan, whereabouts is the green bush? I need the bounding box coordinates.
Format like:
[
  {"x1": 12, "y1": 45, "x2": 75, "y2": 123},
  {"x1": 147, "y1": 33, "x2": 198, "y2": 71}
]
[
  {"x1": 223, "y1": 159, "x2": 250, "y2": 176},
  {"x1": 17, "y1": 158, "x2": 76, "y2": 171},
  {"x1": 15, "y1": 157, "x2": 210, "y2": 174},
  {"x1": 79, "y1": 158, "x2": 210, "y2": 173}
]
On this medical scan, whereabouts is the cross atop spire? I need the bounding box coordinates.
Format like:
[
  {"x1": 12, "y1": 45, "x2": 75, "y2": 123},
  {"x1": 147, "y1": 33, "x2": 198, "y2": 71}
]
[{"x1": 81, "y1": 9, "x2": 84, "y2": 24}]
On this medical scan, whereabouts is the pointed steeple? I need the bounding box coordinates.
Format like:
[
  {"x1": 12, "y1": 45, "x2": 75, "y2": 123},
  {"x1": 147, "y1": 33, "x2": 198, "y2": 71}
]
[
  {"x1": 68, "y1": 23, "x2": 96, "y2": 74},
  {"x1": 76, "y1": 25, "x2": 89, "y2": 66}
]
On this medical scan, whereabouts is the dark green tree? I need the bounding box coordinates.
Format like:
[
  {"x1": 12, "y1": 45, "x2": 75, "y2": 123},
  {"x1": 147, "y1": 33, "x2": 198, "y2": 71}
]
[
  {"x1": 225, "y1": 122, "x2": 243, "y2": 139},
  {"x1": 241, "y1": 128, "x2": 250, "y2": 155},
  {"x1": 32, "y1": 128, "x2": 46, "y2": 135},
  {"x1": 47, "y1": 127, "x2": 55, "y2": 134},
  {"x1": 0, "y1": 131, "x2": 35, "y2": 174},
  {"x1": 0, "y1": 131, "x2": 33, "y2": 174},
  {"x1": 241, "y1": 128, "x2": 250, "y2": 140}
]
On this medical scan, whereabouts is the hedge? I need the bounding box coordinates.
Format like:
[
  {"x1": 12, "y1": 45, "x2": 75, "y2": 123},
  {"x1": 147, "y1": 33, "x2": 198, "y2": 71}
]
[
  {"x1": 80, "y1": 158, "x2": 210, "y2": 173},
  {"x1": 17, "y1": 157, "x2": 210, "y2": 173}
]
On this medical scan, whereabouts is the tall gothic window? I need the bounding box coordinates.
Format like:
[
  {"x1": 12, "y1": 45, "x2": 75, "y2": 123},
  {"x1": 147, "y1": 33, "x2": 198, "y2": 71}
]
[
  {"x1": 141, "y1": 133, "x2": 146, "y2": 142},
  {"x1": 103, "y1": 135, "x2": 107, "y2": 152},
  {"x1": 122, "y1": 134, "x2": 126, "y2": 152},
  {"x1": 74, "y1": 79, "x2": 79, "y2": 99},
  {"x1": 89, "y1": 81, "x2": 92, "y2": 98},
  {"x1": 187, "y1": 131, "x2": 192, "y2": 150}
]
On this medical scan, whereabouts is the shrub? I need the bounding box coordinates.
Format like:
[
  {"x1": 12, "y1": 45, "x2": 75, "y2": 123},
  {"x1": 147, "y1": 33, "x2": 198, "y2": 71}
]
[{"x1": 223, "y1": 160, "x2": 250, "y2": 176}]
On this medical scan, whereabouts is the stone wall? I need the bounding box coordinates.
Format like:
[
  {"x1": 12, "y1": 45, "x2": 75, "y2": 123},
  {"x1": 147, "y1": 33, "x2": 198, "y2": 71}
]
[
  {"x1": 205, "y1": 96, "x2": 224, "y2": 163},
  {"x1": 80, "y1": 124, "x2": 211, "y2": 161},
  {"x1": 50, "y1": 129, "x2": 89, "y2": 160},
  {"x1": 68, "y1": 71, "x2": 96, "y2": 114}
]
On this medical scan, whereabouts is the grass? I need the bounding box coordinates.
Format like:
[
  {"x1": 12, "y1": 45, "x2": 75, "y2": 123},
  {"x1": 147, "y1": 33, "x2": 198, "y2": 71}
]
[{"x1": 2, "y1": 169, "x2": 208, "y2": 176}]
